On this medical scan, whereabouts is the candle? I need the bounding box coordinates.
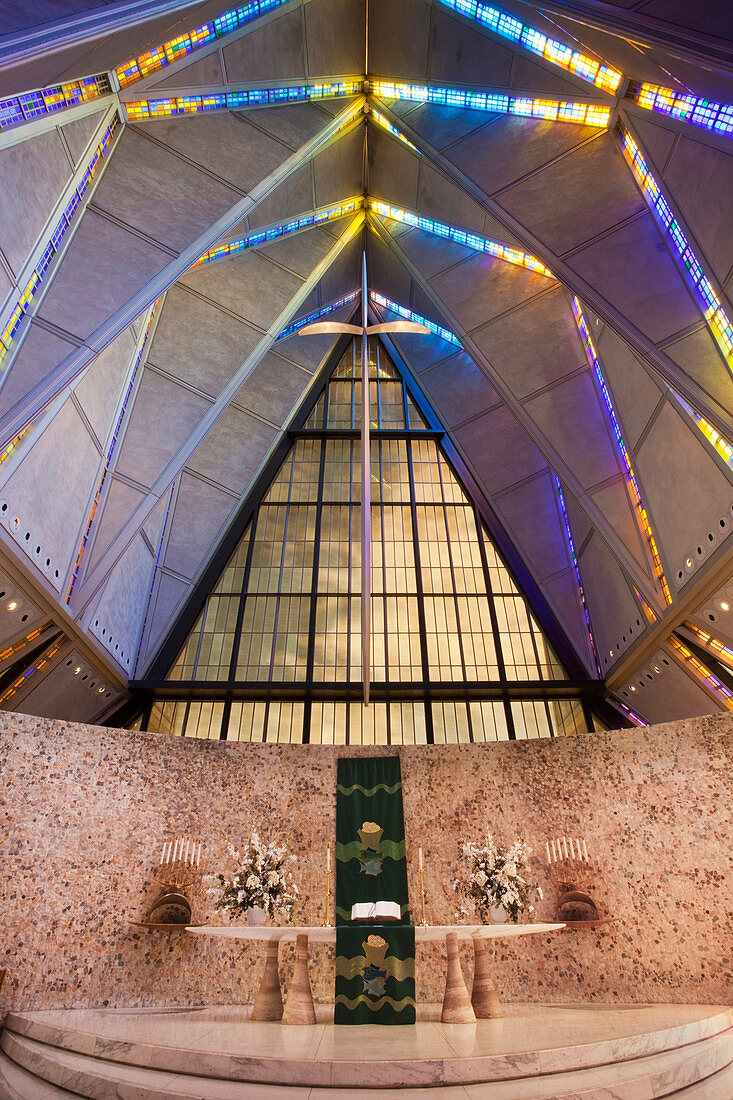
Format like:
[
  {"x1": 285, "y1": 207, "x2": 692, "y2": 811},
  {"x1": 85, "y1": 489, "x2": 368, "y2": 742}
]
[
  {"x1": 184, "y1": 837, "x2": 190, "y2": 865},
  {"x1": 545, "y1": 841, "x2": 551, "y2": 863},
  {"x1": 569, "y1": 837, "x2": 575, "y2": 859},
  {"x1": 418, "y1": 846, "x2": 423, "y2": 870},
  {"x1": 582, "y1": 838, "x2": 589, "y2": 862},
  {"x1": 172, "y1": 838, "x2": 179, "y2": 864},
  {"x1": 562, "y1": 836, "x2": 569, "y2": 859},
  {"x1": 327, "y1": 847, "x2": 331, "y2": 871},
  {"x1": 550, "y1": 838, "x2": 557, "y2": 862},
  {"x1": 197, "y1": 841, "x2": 201, "y2": 867}
]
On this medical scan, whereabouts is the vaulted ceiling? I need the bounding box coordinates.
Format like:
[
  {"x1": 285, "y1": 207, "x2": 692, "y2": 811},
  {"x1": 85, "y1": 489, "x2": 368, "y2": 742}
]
[{"x1": 0, "y1": 0, "x2": 732, "y2": 725}]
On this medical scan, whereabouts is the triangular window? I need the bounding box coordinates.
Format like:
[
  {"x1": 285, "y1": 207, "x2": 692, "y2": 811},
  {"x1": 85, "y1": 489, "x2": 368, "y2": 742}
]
[{"x1": 142, "y1": 337, "x2": 592, "y2": 744}]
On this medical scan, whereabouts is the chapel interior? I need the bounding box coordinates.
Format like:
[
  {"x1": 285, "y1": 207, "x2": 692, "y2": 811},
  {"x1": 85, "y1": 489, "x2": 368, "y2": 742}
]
[{"x1": 0, "y1": 0, "x2": 731, "y2": 1096}]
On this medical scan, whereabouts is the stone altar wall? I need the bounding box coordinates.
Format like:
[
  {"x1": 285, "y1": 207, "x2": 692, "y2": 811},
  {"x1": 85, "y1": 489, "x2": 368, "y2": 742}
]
[{"x1": 0, "y1": 711, "x2": 731, "y2": 1020}]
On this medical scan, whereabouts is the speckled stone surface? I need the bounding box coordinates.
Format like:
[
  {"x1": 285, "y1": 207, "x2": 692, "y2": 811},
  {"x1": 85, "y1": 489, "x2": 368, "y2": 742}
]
[{"x1": 0, "y1": 711, "x2": 730, "y2": 1021}]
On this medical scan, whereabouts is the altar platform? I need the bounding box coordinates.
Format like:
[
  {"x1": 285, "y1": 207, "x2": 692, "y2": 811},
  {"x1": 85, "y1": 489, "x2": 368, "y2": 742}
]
[{"x1": 1, "y1": 1002, "x2": 732, "y2": 1098}]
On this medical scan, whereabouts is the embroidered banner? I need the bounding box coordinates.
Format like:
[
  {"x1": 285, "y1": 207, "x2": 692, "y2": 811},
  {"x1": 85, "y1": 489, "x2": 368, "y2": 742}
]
[{"x1": 335, "y1": 756, "x2": 415, "y2": 1024}]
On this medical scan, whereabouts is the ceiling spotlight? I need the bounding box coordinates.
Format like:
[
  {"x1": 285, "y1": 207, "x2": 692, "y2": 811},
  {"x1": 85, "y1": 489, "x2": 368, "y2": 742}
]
[
  {"x1": 74, "y1": 666, "x2": 82, "y2": 675},
  {"x1": 719, "y1": 601, "x2": 730, "y2": 612},
  {"x1": 6, "y1": 601, "x2": 16, "y2": 611}
]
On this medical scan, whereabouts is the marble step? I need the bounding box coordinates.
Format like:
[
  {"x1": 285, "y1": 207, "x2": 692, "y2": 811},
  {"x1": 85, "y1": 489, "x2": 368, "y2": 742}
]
[
  {"x1": 669, "y1": 1057, "x2": 733, "y2": 1099},
  {"x1": 5, "y1": 1008, "x2": 733, "y2": 1088},
  {"x1": 0, "y1": 1045, "x2": 82, "y2": 1099},
  {"x1": 2, "y1": 1026, "x2": 732, "y2": 1099}
]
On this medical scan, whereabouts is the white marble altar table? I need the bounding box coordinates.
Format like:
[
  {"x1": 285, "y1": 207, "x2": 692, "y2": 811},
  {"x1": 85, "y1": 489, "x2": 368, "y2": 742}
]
[{"x1": 187, "y1": 923, "x2": 565, "y2": 1024}]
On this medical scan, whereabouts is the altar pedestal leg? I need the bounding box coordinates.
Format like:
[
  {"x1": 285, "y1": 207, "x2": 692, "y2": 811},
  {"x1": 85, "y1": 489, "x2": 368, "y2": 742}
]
[
  {"x1": 282, "y1": 934, "x2": 316, "y2": 1025},
  {"x1": 441, "y1": 932, "x2": 476, "y2": 1023},
  {"x1": 251, "y1": 939, "x2": 283, "y2": 1021},
  {"x1": 470, "y1": 935, "x2": 503, "y2": 1019}
]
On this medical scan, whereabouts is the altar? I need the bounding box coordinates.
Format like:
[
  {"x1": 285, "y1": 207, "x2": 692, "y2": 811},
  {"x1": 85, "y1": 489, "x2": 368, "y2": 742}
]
[{"x1": 186, "y1": 922, "x2": 566, "y2": 1024}]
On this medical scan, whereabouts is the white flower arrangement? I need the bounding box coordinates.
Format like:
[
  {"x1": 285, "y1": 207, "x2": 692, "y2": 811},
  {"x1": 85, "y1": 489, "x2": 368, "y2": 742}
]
[
  {"x1": 212, "y1": 833, "x2": 298, "y2": 920},
  {"x1": 457, "y1": 833, "x2": 542, "y2": 923}
]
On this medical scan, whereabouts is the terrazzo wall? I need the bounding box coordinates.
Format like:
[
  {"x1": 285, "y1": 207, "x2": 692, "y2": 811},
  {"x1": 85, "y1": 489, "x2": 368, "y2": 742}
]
[{"x1": 1, "y1": 711, "x2": 731, "y2": 1021}]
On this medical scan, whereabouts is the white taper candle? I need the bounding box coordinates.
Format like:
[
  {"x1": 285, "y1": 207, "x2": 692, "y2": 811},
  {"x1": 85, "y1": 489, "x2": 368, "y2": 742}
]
[
  {"x1": 197, "y1": 841, "x2": 201, "y2": 867},
  {"x1": 550, "y1": 838, "x2": 557, "y2": 862},
  {"x1": 172, "y1": 838, "x2": 179, "y2": 864},
  {"x1": 569, "y1": 837, "x2": 575, "y2": 859},
  {"x1": 563, "y1": 836, "x2": 569, "y2": 859},
  {"x1": 545, "y1": 841, "x2": 551, "y2": 863},
  {"x1": 418, "y1": 846, "x2": 423, "y2": 870},
  {"x1": 327, "y1": 846, "x2": 331, "y2": 871}
]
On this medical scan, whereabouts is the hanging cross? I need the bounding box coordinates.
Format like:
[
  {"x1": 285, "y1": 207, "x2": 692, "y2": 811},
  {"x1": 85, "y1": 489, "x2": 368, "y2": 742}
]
[{"x1": 299, "y1": 252, "x2": 430, "y2": 705}]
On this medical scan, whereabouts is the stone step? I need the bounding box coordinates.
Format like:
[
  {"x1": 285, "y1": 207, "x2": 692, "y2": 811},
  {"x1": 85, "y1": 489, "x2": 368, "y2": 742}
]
[
  {"x1": 2, "y1": 1025, "x2": 732, "y2": 1099},
  {"x1": 666, "y1": 1057, "x2": 733, "y2": 1100},
  {"x1": 0, "y1": 1045, "x2": 83, "y2": 1099},
  {"x1": 5, "y1": 1007, "x2": 733, "y2": 1088}
]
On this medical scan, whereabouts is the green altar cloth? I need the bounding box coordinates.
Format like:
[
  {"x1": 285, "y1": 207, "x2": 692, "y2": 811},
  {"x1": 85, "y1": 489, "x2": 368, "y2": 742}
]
[{"x1": 334, "y1": 757, "x2": 416, "y2": 1024}]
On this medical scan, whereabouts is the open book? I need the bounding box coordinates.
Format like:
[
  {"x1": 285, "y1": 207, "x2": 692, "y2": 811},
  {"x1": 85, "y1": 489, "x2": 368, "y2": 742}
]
[{"x1": 350, "y1": 901, "x2": 401, "y2": 922}]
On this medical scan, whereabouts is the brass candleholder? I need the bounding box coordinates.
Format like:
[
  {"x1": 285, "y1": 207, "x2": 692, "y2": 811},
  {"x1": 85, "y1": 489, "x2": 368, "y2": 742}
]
[
  {"x1": 418, "y1": 863, "x2": 428, "y2": 926},
  {"x1": 147, "y1": 837, "x2": 204, "y2": 925},
  {"x1": 324, "y1": 862, "x2": 332, "y2": 927}
]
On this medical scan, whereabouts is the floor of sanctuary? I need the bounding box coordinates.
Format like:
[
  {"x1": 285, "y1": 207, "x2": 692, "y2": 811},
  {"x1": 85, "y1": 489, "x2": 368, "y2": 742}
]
[{"x1": 1, "y1": 1002, "x2": 732, "y2": 1099}]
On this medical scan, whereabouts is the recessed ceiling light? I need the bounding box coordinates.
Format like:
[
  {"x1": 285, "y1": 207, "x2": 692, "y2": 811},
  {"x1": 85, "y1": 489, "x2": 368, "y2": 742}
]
[
  {"x1": 6, "y1": 601, "x2": 16, "y2": 611},
  {"x1": 719, "y1": 601, "x2": 730, "y2": 612}
]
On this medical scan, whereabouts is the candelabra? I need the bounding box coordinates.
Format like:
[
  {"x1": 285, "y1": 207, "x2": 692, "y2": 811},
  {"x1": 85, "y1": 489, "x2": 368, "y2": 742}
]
[
  {"x1": 146, "y1": 836, "x2": 203, "y2": 925},
  {"x1": 545, "y1": 835, "x2": 600, "y2": 923}
]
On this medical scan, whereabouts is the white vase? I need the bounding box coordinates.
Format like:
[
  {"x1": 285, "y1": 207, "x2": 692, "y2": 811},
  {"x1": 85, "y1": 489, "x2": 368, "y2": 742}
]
[
  {"x1": 488, "y1": 905, "x2": 506, "y2": 924},
  {"x1": 246, "y1": 905, "x2": 266, "y2": 926}
]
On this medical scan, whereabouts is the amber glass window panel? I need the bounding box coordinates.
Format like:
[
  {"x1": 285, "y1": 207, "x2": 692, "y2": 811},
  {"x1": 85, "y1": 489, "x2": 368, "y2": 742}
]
[
  {"x1": 235, "y1": 595, "x2": 277, "y2": 679},
  {"x1": 378, "y1": 440, "x2": 411, "y2": 503},
  {"x1": 167, "y1": 612, "x2": 203, "y2": 681},
  {"x1": 313, "y1": 594, "x2": 360, "y2": 681},
  {"x1": 378, "y1": 379, "x2": 406, "y2": 428},
  {"x1": 533, "y1": 622, "x2": 567, "y2": 680},
  {"x1": 432, "y1": 700, "x2": 472, "y2": 744},
  {"x1": 483, "y1": 542, "x2": 520, "y2": 595},
  {"x1": 310, "y1": 701, "x2": 348, "y2": 744},
  {"x1": 195, "y1": 595, "x2": 239, "y2": 680},
  {"x1": 185, "y1": 700, "x2": 225, "y2": 739},
  {"x1": 389, "y1": 701, "x2": 428, "y2": 744},
  {"x1": 511, "y1": 700, "x2": 552, "y2": 739},
  {"x1": 455, "y1": 595, "x2": 498, "y2": 679},
  {"x1": 412, "y1": 439, "x2": 444, "y2": 503},
  {"x1": 372, "y1": 504, "x2": 415, "y2": 594},
  {"x1": 322, "y1": 439, "x2": 358, "y2": 503},
  {"x1": 328, "y1": 379, "x2": 355, "y2": 428},
  {"x1": 333, "y1": 345, "x2": 355, "y2": 378},
  {"x1": 318, "y1": 504, "x2": 357, "y2": 592},
  {"x1": 406, "y1": 395, "x2": 427, "y2": 430},
  {"x1": 213, "y1": 528, "x2": 250, "y2": 594},
  {"x1": 289, "y1": 438, "x2": 321, "y2": 504},
  {"x1": 148, "y1": 699, "x2": 187, "y2": 735},
  {"x1": 549, "y1": 698, "x2": 587, "y2": 736},
  {"x1": 423, "y1": 595, "x2": 463, "y2": 679},
  {"x1": 304, "y1": 392, "x2": 326, "y2": 429},
  {"x1": 227, "y1": 700, "x2": 268, "y2": 741},
  {"x1": 468, "y1": 700, "x2": 510, "y2": 742},
  {"x1": 444, "y1": 506, "x2": 486, "y2": 593},
  {"x1": 495, "y1": 595, "x2": 541, "y2": 680},
  {"x1": 270, "y1": 595, "x2": 310, "y2": 681},
  {"x1": 416, "y1": 505, "x2": 453, "y2": 594}
]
